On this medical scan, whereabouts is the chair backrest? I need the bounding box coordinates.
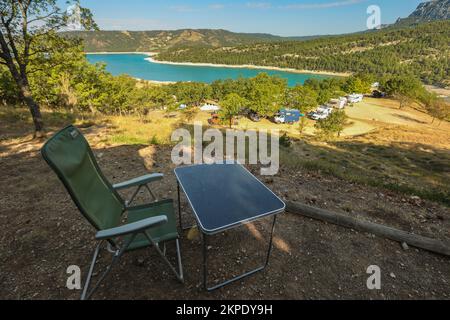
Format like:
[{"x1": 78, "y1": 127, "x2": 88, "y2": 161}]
[{"x1": 41, "y1": 126, "x2": 124, "y2": 231}]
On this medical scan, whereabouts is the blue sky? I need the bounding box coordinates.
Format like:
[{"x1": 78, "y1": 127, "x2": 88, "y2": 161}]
[{"x1": 68, "y1": 0, "x2": 424, "y2": 36}]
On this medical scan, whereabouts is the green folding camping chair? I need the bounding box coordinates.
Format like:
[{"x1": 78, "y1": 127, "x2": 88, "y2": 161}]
[{"x1": 41, "y1": 125, "x2": 183, "y2": 300}]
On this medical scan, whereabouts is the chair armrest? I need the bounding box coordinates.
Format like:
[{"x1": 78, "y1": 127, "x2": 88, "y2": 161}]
[
  {"x1": 113, "y1": 173, "x2": 164, "y2": 191},
  {"x1": 95, "y1": 215, "x2": 168, "y2": 240}
]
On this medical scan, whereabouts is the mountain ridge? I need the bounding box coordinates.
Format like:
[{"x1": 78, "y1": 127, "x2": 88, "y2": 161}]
[
  {"x1": 69, "y1": 0, "x2": 450, "y2": 53},
  {"x1": 64, "y1": 29, "x2": 290, "y2": 52},
  {"x1": 396, "y1": 0, "x2": 450, "y2": 25}
]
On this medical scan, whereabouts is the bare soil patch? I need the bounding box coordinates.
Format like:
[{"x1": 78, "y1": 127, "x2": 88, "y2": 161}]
[{"x1": 1, "y1": 123, "x2": 449, "y2": 300}]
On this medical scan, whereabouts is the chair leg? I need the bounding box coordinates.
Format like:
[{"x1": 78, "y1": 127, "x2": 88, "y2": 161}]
[
  {"x1": 143, "y1": 184, "x2": 158, "y2": 202},
  {"x1": 175, "y1": 239, "x2": 184, "y2": 283},
  {"x1": 126, "y1": 185, "x2": 143, "y2": 207},
  {"x1": 81, "y1": 241, "x2": 102, "y2": 300},
  {"x1": 126, "y1": 184, "x2": 157, "y2": 207},
  {"x1": 143, "y1": 231, "x2": 184, "y2": 283},
  {"x1": 81, "y1": 235, "x2": 137, "y2": 300}
]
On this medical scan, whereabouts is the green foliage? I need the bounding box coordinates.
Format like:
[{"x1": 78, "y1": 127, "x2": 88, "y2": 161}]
[
  {"x1": 168, "y1": 82, "x2": 212, "y2": 106},
  {"x1": 279, "y1": 132, "x2": 292, "y2": 148},
  {"x1": 304, "y1": 77, "x2": 348, "y2": 104},
  {"x1": 298, "y1": 117, "x2": 308, "y2": 135},
  {"x1": 285, "y1": 85, "x2": 318, "y2": 113},
  {"x1": 0, "y1": 0, "x2": 98, "y2": 133},
  {"x1": 0, "y1": 67, "x2": 19, "y2": 105},
  {"x1": 315, "y1": 110, "x2": 349, "y2": 139},
  {"x1": 219, "y1": 93, "x2": 248, "y2": 128},
  {"x1": 211, "y1": 74, "x2": 287, "y2": 117},
  {"x1": 422, "y1": 93, "x2": 450, "y2": 124},
  {"x1": 343, "y1": 76, "x2": 372, "y2": 94},
  {"x1": 246, "y1": 73, "x2": 287, "y2": 117},
  {"x1": 211, "y1": 77, "x2": 252, "y2": 101},
  {"x1": 381, "y1": 75, "x2": 424, "y2": 109}
]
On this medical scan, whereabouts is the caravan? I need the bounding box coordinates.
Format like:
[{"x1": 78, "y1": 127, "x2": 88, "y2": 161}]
[
  {"x1": 329, "y1": 97, "x2": 348, "y2": 109},
  {"x1": 347, "y1": 94, "x2": 364, "y2": 103}
]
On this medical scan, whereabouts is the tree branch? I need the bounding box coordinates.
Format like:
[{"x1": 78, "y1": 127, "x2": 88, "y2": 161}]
[
  {"x1": 27, "y1": 10, "x2": 59, "y2": 24},
  {"x1": 0, "y1": 15, "x2": 23, "y2": 67},
  {"x1": 2, "y1": 1, "x2": 18, "y2": 28}
]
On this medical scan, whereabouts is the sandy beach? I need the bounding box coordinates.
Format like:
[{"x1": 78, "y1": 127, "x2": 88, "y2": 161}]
[
  {"x1": 85, "y1": 52, "x2": 154, "y2": 55},
  {"x1": 145, "y1": 54, "x2": 350, "y2": 77}
]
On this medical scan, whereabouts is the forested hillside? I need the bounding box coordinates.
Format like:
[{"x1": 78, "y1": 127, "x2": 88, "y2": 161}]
[
  {"x1": 157, "y1": 21, "x2": 450, "y2": 87},
  {"x1": 64, "y1": 29, "x2": 286, "y2": 52}
]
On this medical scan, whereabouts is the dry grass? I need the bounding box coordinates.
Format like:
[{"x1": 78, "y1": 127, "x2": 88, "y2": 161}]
[{"x1": 1, "y1": 98, "x2": 449, "y2": 205}]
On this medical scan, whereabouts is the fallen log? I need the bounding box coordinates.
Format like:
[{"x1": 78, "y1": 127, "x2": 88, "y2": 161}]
[{"x1": 286, "y1": 201, "x2": 450, "y2": 257}]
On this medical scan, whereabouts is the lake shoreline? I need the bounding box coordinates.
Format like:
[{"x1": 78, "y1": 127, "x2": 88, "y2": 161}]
[
  {"x1": 146, "y1": 55, "x2": 350, "y2": 77},
  {"x1": 86, "y1": 52, "x2": 350, "y2": 78}
]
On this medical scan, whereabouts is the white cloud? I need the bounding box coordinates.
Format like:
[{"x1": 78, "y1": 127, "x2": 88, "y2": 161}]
[
  {"x1": 209, "y1": 4, "x2": 225, "y2": 10},
  {"x1": 280, "y1": 0, "x2": 366, "y2": 10},
  {"x1": 169, "y1": 5, "x2": 197, "y2": 13},
  {"x1": 96, "y1": 18, "x2": 167, "y2": 31},
  {"x1": 246, "y1": 2, "x2": 272, "y2": 10}
]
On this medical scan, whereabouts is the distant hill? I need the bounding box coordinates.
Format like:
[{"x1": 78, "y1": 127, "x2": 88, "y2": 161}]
[
  {"x1": 157, "y1": 20, "x2": 450, "y2": 87},
  {"x1": 396, "y1": 0, "x2": 449, "y2": 25},
  {"x1": 64, "y1": 29, "x2": 286, "y2": 52}
]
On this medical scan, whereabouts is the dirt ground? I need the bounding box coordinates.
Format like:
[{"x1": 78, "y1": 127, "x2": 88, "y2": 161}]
[{"x1": 1, "y1": 123, "x2": 450, "y2": 300}]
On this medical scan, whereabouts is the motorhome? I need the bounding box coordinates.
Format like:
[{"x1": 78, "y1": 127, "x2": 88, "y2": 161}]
[
  {"x1": 330, "y1": 97, "x2": 348, "y2": 109},
  {"x1": 347, "y1": 94, "x2": 364, "y2": 103}
]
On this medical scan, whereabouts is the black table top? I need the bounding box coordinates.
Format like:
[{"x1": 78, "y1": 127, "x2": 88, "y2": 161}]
[{"x1": 174, "y1": 163, "x2": 285, "y2": 235}]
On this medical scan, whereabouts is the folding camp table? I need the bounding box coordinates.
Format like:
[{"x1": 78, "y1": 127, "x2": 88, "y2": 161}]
[{"x1": 174, "y1": 163, "x2": 285, "y2": 291}]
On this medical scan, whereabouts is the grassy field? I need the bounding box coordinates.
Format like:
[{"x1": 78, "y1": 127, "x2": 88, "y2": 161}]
[{"x1": 1, "y1": 97, "x2": 449, "y2": 205}]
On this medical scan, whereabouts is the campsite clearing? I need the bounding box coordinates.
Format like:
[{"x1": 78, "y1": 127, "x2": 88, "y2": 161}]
[{"x1": 0, "y1": 101, "x2": 449, "y2": 299}]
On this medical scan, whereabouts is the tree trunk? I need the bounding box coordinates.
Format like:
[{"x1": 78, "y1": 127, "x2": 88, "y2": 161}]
[
  {"x1": 2, "y1": 54, "x2": 45, "y2": 138},
  {"x1": 286, "y1": 201, "x2": 450, "y2": 257},
  {"x1": 18, "y1": 80, "x2": 45, "y2": 138}
]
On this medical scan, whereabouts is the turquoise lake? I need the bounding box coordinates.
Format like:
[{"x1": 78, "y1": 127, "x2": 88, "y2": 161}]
[{"x1": 86, "y1": 53, "x2": 332, "y2": 86}]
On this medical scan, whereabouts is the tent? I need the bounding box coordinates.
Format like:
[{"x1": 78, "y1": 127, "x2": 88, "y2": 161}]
[{"x1": 200, "y1": 104, "x2": 220, "y2": 112}]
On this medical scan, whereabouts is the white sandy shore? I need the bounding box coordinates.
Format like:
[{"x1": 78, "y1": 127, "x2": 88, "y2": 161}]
[
  {"x1": 85, "y1": 51, "x2": 350, "y2": 77},
  {"x1": 145, "y1": 55, "x2": 350, "y2": 77},
  {"x1": 85, "y1": 52, "x2": 154, "y2": 55}
]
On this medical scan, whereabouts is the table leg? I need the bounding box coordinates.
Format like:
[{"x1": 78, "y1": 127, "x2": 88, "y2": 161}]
[
  {"x1": 202, "y1": 215, "x2": 278, "y2": 292},
  {"x1": 177, "y1": 181, "x2": 182, "y2": 230},
  {"x1": 202, "y1": 232, "x2": 208, "y2": 291},
  {"x1": 178, "y1": 181, "x2": 199, "y2": 232}
]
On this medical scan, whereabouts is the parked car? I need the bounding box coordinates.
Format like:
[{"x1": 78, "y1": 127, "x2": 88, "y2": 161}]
[
  {"x1": 208, "y1": 113, "x2": 221, "y2": 125},
  {"x1": 309, "y1": 106, "x2": 333, "y2": 121},
  {"x1": 372, "y1": 90, "x2": 386, "y2": 98},
  {"x1": 309, "y1": 112, "x2": 329, "y2": 121},
  {"x1": 248, "y1": 112, "x2": 261, "y2": 122},
  {"x1": 316, "y1": 105, "x2": 333, "y2": 114},
  {"x1": 208, "y1": 113, "x2": 239, "y2": 126},
  {"x1": 274, "y1": 109, "x2": 304, "y2": 124}
]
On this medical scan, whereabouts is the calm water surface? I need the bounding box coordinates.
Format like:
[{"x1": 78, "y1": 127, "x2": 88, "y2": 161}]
[{"x1": 86, "y1": 53, "x2": 332, "y2": 86}]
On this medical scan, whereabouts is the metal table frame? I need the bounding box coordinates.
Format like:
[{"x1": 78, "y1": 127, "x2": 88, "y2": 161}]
[{"x1": 175, "y1": 166, "x2": 284, "y2": 292}]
